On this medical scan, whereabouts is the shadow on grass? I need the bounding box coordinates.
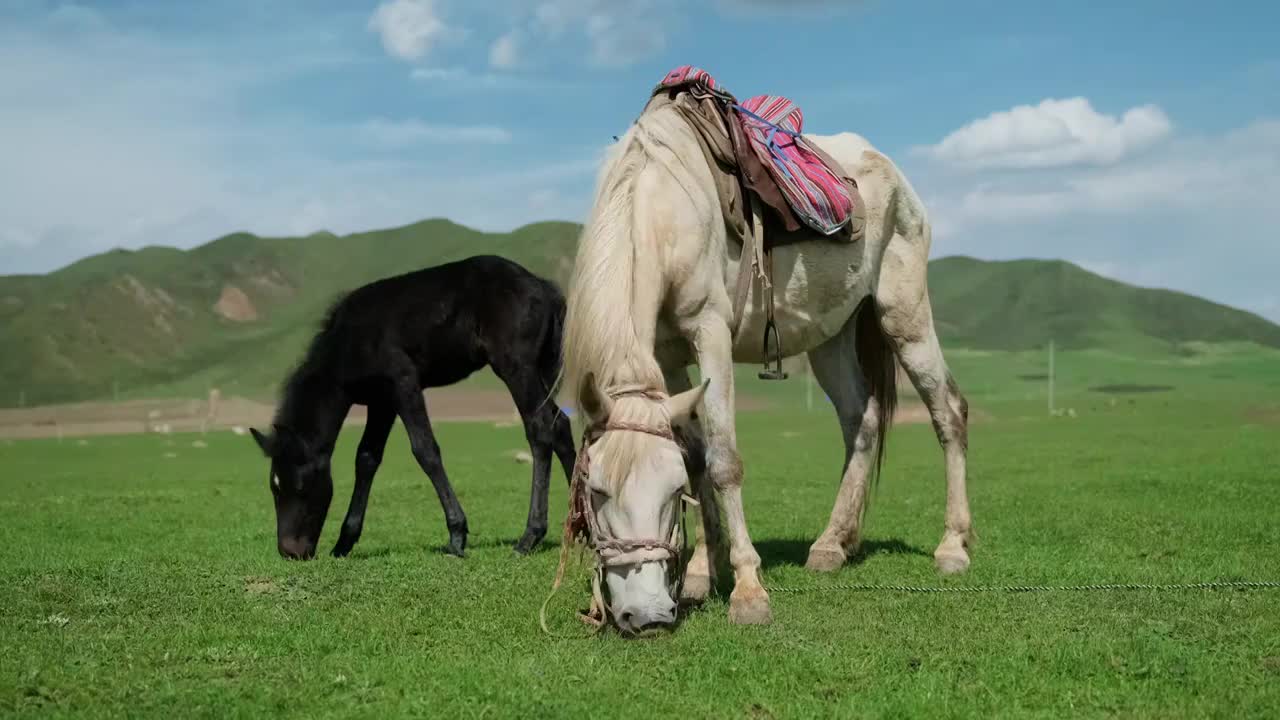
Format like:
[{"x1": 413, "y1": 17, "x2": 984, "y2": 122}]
[
  {"x1": 336, "y1": 536, "x2": 565, "y2": 560},
  {"x1": 754, "y1": 537, "x2": 930, "y2": 569}
]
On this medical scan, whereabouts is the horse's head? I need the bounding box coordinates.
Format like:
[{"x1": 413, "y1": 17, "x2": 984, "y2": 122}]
[
  {"x1": 578, "y1": 373, "x2": 708, "y2": 635},
  {"x1": 250, "y1": 425, "x2": 333, "y2": 560}
]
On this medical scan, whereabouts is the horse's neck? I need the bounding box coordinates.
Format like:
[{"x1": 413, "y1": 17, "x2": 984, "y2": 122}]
[{"x1": 277, "y1": 370, "x2": 349, "y2": 456}]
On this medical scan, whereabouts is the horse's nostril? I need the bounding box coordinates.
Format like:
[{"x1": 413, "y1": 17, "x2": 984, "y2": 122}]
[
  {"x1": 618, "y1": 610, "x2": 635, "y2": 628},
  {"x1": 278, "y1": 536, "x2": 314, "y2": 560}
]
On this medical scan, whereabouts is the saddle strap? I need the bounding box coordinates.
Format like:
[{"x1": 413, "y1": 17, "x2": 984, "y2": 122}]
[{"x1": 731, "y1": 193, "x2": 770, "y2": 341}]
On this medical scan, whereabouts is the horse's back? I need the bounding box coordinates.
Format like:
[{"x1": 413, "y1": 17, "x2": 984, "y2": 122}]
[
  {"x1": 326, "y1": 255, "x2": 563, "y2": 389},
  {"x1": 804, "y1": 132, "x2": 894, "y2": 179}
]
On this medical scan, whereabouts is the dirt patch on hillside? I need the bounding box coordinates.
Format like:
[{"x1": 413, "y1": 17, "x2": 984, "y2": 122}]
[
  {"x1": 213, "y1": 285, "x2": 258, "y2": 322},
  {"x1": 0, "y1": 387, "x2": 967, "y2": 441},
  {"x1": 0, "y1": 387, "x2": 529, "y2": 440},
  {"x1": 0, "y1": 387, "x2": 777, "y2": 440}
]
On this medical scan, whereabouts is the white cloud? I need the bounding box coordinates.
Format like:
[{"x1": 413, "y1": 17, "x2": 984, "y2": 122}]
[
  {"x1": 494, "y1": 0, "x2": 673, "y2": 68},
  {"x1": 907, "y1": 114, "x2": 1280, "y2": 321},
  {"x1": 714, "y1": 0, "x2": 867, "y2": 15},
  {"x1": 357, "y1": 118, "x2": 513, "y2": 147},
  {"x1": 925, "y1": 119, "x2": 1280, "y2": 228},
  {"x1": 533, "y1": 0, "x2": 588, "y2": 35},
  {"x1": 0, "y1": 10, "x2": 594, "y2": 276},
  {"x1": 583, "y1": 11, "x2": 665, "y2": 66},
  {"x1": 409, "y1": 64, "x2": 584, "y2": 93},
  {"x1": 47, "y1": 3, "x2": 106, "y2": 28},
  {"x1": 367, "y1": 0, "x2": 450, "y2": 62},
  {"x1": 489, "y1": 30, "x2": 521, "y2": 69},
  {"x1": 919, "y1": 97, "x2": 1172, "y2": 170},
  {"x1": 410, "y1": 66, "x2": 464, "y2": 81}
]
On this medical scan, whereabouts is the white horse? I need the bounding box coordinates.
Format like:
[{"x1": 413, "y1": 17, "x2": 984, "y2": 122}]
[{"x1": 561, "y1": 101, "x2": 973, "y2": 631}]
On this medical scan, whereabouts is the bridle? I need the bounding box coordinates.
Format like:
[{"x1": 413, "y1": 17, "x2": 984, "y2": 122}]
[{"x1": 540, "y1": 386, "x2": 696, "y2": 634}]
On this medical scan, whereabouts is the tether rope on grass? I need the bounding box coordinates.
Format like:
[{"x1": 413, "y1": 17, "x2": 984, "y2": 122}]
[{"x1": 764, "y1": 580, "x2": 1280, "y2": 594}]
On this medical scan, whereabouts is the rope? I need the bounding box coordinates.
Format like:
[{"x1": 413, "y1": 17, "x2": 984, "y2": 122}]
[{"x1": 764, "y1": 580, "x2": 1280, "y2": 595}]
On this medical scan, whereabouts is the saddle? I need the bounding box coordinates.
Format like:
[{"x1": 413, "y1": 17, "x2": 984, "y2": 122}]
[{"x1": 643, "y1": 65, "x2": 867, "y2": 379}]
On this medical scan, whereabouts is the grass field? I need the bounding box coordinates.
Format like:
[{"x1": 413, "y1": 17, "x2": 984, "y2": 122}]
[{"x1": 3, "y1": 349, "x2": 1279, "y2": 718}]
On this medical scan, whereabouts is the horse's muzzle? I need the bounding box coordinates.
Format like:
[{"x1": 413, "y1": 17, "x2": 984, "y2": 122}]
[
  {"x1": 614, "y1": 597, "x2": 677, "y2": 636},
  {"x1": 278, "y1": 536, "x2": 317, "y2": 560}
]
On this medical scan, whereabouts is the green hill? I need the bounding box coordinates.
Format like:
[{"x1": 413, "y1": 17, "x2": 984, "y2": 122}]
[
  {"x1": 1, "y1": 222, "x2": 1277, "y2": 407},
  {"x1": 927, "y1": 256, "x2": 1280, "y2": 354},
  {"x1": 0, "y1": 219, "x2": 580, "y2": 407}
]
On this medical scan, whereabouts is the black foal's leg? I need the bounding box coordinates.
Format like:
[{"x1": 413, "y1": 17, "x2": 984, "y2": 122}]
[
  {"x1": 493, "y1": 358, "x2": 576, "y2": 554},
  {"x1": 513, "y1": 411, "x2": 553, "y2": 555},
  {"x1": 551, "y1": 410, "x2": 576, "y2": 484},
  {"x1": 509, "y1": 384, "x2": 559, "y2": 555},
  {"x1": 512, "y1": 401, "x2": 577, "y2": 554},
  {"x1": 332, "y1": 403, "x2": 396, "y2": 557},
  {"x1": 394, "y1": 381, "x2": 468, "y2": 556}
]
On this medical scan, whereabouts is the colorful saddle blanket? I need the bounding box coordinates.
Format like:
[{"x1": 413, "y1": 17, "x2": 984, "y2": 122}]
[{"x1": 655, "y1": 65, "x2": 856, "y2": 237}]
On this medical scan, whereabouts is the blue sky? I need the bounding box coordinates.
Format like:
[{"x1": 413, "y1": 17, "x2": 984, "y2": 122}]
[{"x1": 2, "y1": 0, "x2": 1278, "y2": 320}]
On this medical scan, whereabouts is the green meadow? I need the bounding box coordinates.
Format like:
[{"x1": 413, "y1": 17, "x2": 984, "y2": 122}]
[{"x1": 3, "y1": 346, "x2": 1278, "y2": 718}]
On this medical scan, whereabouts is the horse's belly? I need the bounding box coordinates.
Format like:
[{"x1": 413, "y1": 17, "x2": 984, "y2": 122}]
[
  {"x1": 656, "y1": 241, "x2": 871, "y2": 368},
  {"x1": 730, "y1": 240, "x2": 871, "y2": 363}
]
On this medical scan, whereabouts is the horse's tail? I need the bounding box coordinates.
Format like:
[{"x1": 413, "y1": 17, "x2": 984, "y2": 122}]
[{"x1": 854, "y1": 298, "x2": 898, "y2": 486}]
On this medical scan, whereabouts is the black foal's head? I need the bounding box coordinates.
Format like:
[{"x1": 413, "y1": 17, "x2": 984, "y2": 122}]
[{"x1": 250, "y1": 425, "x2": 333, "y2": 560}]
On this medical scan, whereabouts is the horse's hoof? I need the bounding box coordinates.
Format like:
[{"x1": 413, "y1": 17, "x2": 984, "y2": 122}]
[
  {"x1": 728, "y1": 589, "x2": 773, "y2": 625},
  {"x1": 331, "y1": 543, "x2": 353, "y2": 558},
  {"x1": 804, "y1": 544, "x2": 846, "y2": 573},
  {"x1": 512, "y1": 535, "x2": 543, "y2": 556},
  {"x1": 934, "y1": 548, "x2": 970, "y2": 575},
  {"x1": 680, "y1": 573, "x2": 712, "y2": 605},
  {"x1": 444, "y1": 539, "x2": 466, "y2": 558}
]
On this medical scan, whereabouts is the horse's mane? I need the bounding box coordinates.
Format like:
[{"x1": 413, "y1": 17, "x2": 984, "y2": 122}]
[
  {"x1": 269, "y1": 291, "x2": 351, "y2": 444},
  {"x1": 561, "y1": 116, "x2": 682, "y2": 492}
]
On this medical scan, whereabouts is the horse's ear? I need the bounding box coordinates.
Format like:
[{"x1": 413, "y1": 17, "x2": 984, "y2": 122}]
[
  {"x1": 249, "y1": 427, "x2": 274, "y2": 457},
  {"x1": 579, "y1": 372, "x2": 614, "y2": 422},
  {"x1": 664, "y1": 379, "x2": 709, "y2": 425}
]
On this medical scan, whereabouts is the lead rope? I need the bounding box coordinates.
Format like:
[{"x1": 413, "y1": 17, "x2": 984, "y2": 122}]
[
  {"x1": 539, "y1": 433, "x2": 606, "y2": 638},
  {"x1": 764, "y1": 580, "x2": 1280, "y2": 595},
  {"x1": 537, "y1": 400, "x2": 691, "y2": 638},
  {"x1": 537, "y1": 441, "x2": 697, "y2": 637}
]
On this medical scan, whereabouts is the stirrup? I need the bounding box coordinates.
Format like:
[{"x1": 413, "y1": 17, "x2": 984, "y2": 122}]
[{"x1": 758, "y1": 318, "x2": 788, "y2": 381}]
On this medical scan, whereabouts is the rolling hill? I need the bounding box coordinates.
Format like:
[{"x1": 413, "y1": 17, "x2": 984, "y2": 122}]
[
  {"x1": 1, "y1": 220, "x2": 1277, "y2": 407},
  {"x1": 927, "y1": 256, "x2": 1280, "y2": 354}
]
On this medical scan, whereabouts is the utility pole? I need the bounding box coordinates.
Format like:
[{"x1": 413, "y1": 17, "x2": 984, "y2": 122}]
[{"x1": 1048, "y1": 339, "x2": 1055, "y2": 415}]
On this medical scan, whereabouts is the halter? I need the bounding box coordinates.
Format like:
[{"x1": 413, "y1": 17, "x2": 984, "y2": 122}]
[{"x1": 540, "y1": 386, "x2": 696, "y2": 634}]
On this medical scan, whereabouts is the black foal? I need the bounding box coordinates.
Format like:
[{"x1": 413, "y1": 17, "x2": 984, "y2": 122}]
[{"x1": 249, "y1": 255, "x2": 576, "y2": 559}]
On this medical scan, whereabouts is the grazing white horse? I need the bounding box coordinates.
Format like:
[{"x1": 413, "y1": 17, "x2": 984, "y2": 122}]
[{"x1": 561, "y1": 102, "x2": 973, "y2": 630}]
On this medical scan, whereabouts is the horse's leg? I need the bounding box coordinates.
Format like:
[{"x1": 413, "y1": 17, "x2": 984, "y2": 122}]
[
  {"x1": 663, "y1": 365, "x2": 719, "y2": 604},
  {"x1": 550, "y1": 414, "x2": 576, "y2": 485},
  {"x1": 689, "y1": 318, "x2": 771, "y2": 624},
  {"x1": 393, "y1": 376, "x2": 468, "y2": 557},
  {"x1": 803, "y1": 314, "x2": 880, "y2": 572},
  {"x1": 332, "y1": 402, "x2": 397, "y2": 557},
  {"x1": 878, "y1": 228, "x2": 973, "y2": 574},
  {"x1": 883, "y1": 305, "x2": 972, "y2": 573},
  {"x1": 494, "y1": 363, "x2": 566, "y2": 556}
]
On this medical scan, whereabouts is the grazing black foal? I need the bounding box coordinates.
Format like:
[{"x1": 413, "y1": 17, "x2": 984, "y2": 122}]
[{"x1": 250, "y1": 255, "x2": 576, "y2": 560}]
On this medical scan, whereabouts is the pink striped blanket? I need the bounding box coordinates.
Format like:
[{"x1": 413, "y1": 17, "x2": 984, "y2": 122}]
[{"x1": 655, "y1": 65, "x2": 856, "y2": 237}]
